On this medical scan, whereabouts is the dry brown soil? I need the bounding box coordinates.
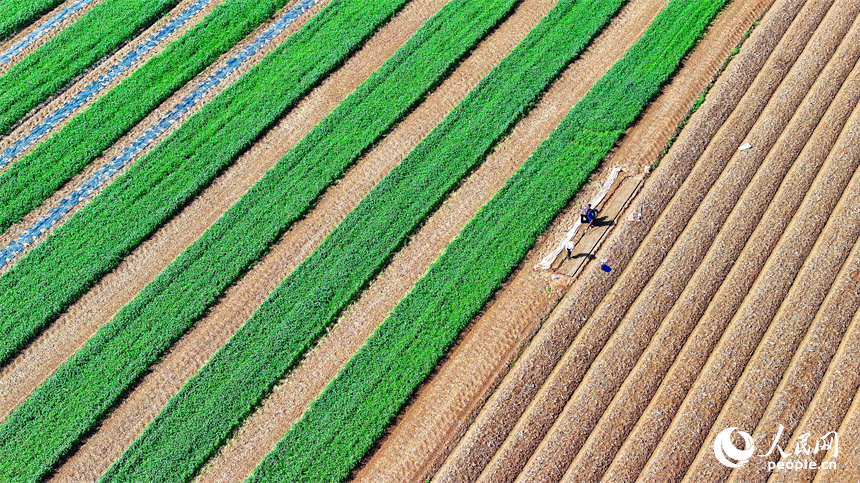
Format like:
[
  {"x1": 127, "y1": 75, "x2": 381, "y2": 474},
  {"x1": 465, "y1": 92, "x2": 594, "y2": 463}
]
[{"x1": 426, "y1": 0, "x2": 783, "y2": 480}]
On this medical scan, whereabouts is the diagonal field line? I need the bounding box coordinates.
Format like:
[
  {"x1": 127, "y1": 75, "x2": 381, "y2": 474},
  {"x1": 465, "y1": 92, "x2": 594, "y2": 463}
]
[
  {"x1": 0, "y1": 0, "x2": 212, "y2": 168},
  {"x1": 0, "y1": 0, "x2": 319, "y2": 269}
]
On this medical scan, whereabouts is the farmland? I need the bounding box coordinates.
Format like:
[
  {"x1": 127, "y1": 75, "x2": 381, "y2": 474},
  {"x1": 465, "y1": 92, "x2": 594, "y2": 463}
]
[{"x1": 1, "y1": 0, "x2": 859, "y2": 481}]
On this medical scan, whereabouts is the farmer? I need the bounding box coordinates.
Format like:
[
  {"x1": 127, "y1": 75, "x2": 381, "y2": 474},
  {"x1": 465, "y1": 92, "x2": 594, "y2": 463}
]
[
  {"x1": 581, "y1": 204, "x2": 591, "y2": 224},
  {"x1": 587, "y1": 206, "x2": 600, "y2": 230},
  {"x1": 565, "y1": 239, "x2": 576, "y2": 259}
]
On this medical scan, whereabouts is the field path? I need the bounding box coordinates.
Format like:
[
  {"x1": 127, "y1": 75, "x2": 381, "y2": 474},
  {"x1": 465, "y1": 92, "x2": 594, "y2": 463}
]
[
  {"x1": 0, "y1": 0, "x2": 223, "y2": 167},
  {"x1": 0, "y1": 0, "x2": 325, "y2": 273},
  {"x1": 0, "y1": 0, "x2": 108, "y2": 75}
]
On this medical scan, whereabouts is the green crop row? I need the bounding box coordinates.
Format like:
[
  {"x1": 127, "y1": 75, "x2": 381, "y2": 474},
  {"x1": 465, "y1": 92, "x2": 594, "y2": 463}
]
[
  {"x1": 0, "y1": 0, "x2": 308, "y2": 234},
  {"x1": 0, "y1": 0, "x2": 409, "y2": 368},
  {"x1": 93, "y1": 1, "x2": 525, "y2": 480},
  {"x1": 0, "y1": 0, "x2": 64, "y2": 41},
  {"x1": 0, "y1": 1, "x2": 415, "y2": 478},
  {"x1": 0, "y1": 0, "x2": 180, "y2": 134},
  {"x1": 100, "y1": 0, "x2": 624, "y2": 481},
  {"x1": 251, "y1": 0, "x2": 730, "y2": 480}
]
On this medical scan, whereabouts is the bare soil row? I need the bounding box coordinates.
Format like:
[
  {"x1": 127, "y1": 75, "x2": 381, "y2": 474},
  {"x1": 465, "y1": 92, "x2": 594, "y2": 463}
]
[
  {"x1": 432, "y1": 0, "x2": 803, "y2": 480},
  {"x1": 511, "y1": 3, "x2": 860, "y2": 482},
  {"x1": 643, "y1": 76, "x2": 858, "y2": 478},
  {"x1": 0, "y1": 0, "x2": 325, "y2": 274},
  {"x1": 728, "y1": 224, "x2": 860, "y2": 483},
  {"x1": 687, "y1": 77, "x2": 860, "y2": 483},
  {"x1": 573, "y1": 31, "x2": 860, "y2": 483}
]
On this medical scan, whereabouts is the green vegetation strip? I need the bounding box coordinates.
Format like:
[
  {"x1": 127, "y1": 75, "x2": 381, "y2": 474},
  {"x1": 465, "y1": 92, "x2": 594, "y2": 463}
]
[
  {"x1": 0, "y1": 0, "x2": 407, "y2": 368},
  {"x1": 0, "y1": 1, "x2": 418, "y2": 479},
  {"x1": 0, "y1": 0, "x2": 180, "y2": 134},
  {"x1": 0, "y1": 0, "x2": 64, "y2": 41},
  {"x1": 0, "y1": 0, "x2": 519, "y2": 479},
  {"x1": 0, "y1": 0, "x2": 308, "y2": 234},
  {"x1": 100, "y1": 0, "x2": 626, "y2": 481},
  {"x1": 250, "y1": 0, "x2": 729, "y2": 480}
]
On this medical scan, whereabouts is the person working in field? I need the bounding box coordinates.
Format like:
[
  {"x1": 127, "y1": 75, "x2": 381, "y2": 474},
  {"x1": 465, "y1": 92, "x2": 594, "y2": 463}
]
[
  {"x1": 581, "y1": 204, "x2": 599, "y2": 232},
  {"x1": 565, "y1": 239, "x2": 576, "y2": 259}
]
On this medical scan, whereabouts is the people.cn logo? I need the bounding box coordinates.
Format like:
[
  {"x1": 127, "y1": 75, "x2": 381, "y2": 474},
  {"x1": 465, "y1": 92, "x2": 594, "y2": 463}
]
[{"x1": 713, "y1": 427, "x2": 756, "y2": 468}]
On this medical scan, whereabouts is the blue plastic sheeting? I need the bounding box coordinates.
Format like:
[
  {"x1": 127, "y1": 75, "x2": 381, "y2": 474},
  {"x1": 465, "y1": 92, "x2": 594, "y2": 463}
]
[
  {"x1": 0, "y1": 0, "x2": 213, "y2": 169},
  {"x1": 0, "y1": 0, "x2": 319, "y2": 268},
  {"x1": 0, "y1": 0, "x2": 96, "y2": 65}
]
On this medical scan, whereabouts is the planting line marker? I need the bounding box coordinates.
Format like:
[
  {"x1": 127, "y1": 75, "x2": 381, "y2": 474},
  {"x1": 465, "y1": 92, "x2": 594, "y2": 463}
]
[
  {"x1": 0, "y1": 0, "x2": 98, "y2": 64},
  {"x1": 0, "y1": 0, "x2": 319, "y2": 268},
  {"x1": 0, "y1": 0, "x2": 212, "y2": 168}
]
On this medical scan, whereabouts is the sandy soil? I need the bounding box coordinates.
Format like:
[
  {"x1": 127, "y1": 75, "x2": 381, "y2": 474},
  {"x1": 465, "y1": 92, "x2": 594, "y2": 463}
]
[
  {"x1": 727, "y1": 233, "x2": 860, "y2": 483},
  {"x1": 428, "y1": 0, "x2": 792, "y2": 480},
  {"x1": 0, "y1": 0, "x2": 224, "y2": 167},
  {"x1": 684, "y1": 40, "x2": 860, "y2": 483},
  {"x1": 571, "y1": 29, "x2": 860, "y2": 483},
  {"x1": 814, "y1": 378, "x2": 860, "y2": 483},
  {"x1": 633, "y1": 32, "x2": 860, "y2": 483},
  {"x1": 0, "y1": 0, "x2": 109, "y2": 76},
  {"x1": 504, "y1": 4, "x2": 860, "y2": 482},
  {"x1": 0, "y1": 0, "x2": 325, "y2": 273}
]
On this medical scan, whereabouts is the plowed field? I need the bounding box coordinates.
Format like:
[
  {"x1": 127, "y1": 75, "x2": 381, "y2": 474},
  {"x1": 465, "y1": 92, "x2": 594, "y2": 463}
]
[{"x1": 2, "y1": 0, "x2": 856, "y2": 480}]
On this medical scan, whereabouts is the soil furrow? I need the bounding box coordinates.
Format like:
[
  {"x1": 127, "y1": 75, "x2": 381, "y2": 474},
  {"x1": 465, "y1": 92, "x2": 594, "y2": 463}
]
[
  {"x1": 0, "y1": 0, "x2": 223, "y2": 169},
  {"x1": 0, "y1": 0, "x2": 370, "y2": 431},
  {"x1": 45, "y1": 1, "x2": 554, "y2": 481},
  {"x1": 433, "y1": 0, "x2": 802, "y2": 480},
  {"x1": 473, "y1": 1, "x2": 838, "y2": 481},
  {"x1": 683, "y1": 136, "x2": 860, "y2": 482},
  {"x1": 568, "y1": 32, "x2": 860, "y2": 483},
  {"x1": 346, "y1": 0, "x2": 702, "y2": 479},
  {"x1": 190, "y1": 0, "x2": 570, "y2": 480},
  {"x1": 811, "y1": 383, "x2": 860, "y2": 483},
  {"x1": 514, "y1": 4, "x2": 854, "y2": 479},
  {"x1": 636, "y1": 89, "x2": 860, "y2": 483},
  {"x1": 0, "y1": 0, "x2": 108, "y2": 76},
  {"x1": 0, "y1": 0, "x2": 326, "y2": 275},
  {"x1": 607, "y1": 87, "x2": 860, "y2": 483},
  {"x1": 733, "y1": 242, "x2": 860, "y2": 483}
]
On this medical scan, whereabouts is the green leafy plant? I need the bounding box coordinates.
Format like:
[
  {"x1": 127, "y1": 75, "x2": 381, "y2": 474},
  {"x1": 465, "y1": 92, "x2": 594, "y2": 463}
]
[{"x1": 0, "y1": 0, "x2": 65, "y2": 41}]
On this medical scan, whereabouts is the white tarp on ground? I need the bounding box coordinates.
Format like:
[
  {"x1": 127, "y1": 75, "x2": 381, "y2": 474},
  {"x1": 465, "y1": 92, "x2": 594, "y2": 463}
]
[{"x1": 535, "y1": 166, "x2": 621, "y2": 270}]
